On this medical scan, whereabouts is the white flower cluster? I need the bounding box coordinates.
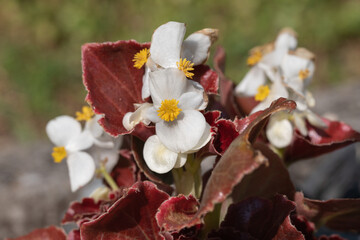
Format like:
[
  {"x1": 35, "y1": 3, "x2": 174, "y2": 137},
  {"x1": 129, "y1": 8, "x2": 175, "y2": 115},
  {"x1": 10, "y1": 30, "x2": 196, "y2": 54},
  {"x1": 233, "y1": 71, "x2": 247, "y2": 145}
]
[
  {"x1": 46, "y1": 107, "x2": 120, "y2": 191},
  {"x1": 123, "y1": 21, "x2": 217, "y2": 174},
  {"x1": 235, "y1": 29, "x2": 325, "y2": 148}
]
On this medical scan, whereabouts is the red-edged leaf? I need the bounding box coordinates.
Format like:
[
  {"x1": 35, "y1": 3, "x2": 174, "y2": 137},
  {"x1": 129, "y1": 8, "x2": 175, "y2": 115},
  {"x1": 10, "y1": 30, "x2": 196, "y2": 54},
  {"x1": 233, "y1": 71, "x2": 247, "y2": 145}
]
[
  {"x1": 193, "y1": 65, "x2": 219, "y2": 95},
  {"x1": 67, "y1": 230, "x2": 81, "y2": 240},
  {"x1": 212, "y1": 119, "x2": 239, "y2": 155},
  {"x1": 295, "y1": 192, "x2": 360, "y2": 232},
  {"x1": 290, "y1": 214, "x2": 316, "y2": 240},
  {"x1": 285, "y1": 118, "x2": 360, "y2": 163},
  {"x1": 62, "y1": 198, "x2": 102, "y2": 225},
  {"x1": 81, "y1": 181, "x2": 169, "y2": 240},
  {"x1": 232, "y1": 142, "x2": 296, "y2": 202},
  {"x1": 82, "y1": 40, "x2": 150, "y2": 137},
  {"x1": 273, "y1": 216, "x2": 305, "y2": 240},
  {"x1": 156, "y1": 195, "x2": 199, "y2": 233},
  {"x1": 6, "y1": 226, "x2": 66, "y2": 240},
  {"x1": 208, "y1": 195, "x2": 297, "y2": 240}
]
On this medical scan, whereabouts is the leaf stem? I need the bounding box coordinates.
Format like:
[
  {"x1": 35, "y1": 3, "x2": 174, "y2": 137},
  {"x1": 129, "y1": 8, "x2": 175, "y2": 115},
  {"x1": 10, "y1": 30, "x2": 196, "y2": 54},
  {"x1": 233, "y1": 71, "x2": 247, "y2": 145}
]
[{"x1": 97, "y1": 164, "x2": 119, "y2": 191}]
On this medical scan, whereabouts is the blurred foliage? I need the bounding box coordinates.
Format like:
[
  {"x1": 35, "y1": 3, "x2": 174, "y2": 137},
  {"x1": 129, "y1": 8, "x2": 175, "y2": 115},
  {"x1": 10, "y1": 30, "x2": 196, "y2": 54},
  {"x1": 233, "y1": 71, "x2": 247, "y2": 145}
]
[{"x1": 0, "y1": 0, "x2": 359, "y2": 140}]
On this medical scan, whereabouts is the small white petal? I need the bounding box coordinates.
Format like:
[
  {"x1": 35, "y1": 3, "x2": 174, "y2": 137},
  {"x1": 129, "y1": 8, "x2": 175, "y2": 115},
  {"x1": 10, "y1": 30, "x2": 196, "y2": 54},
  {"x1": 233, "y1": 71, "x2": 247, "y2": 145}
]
[
  {"x1": 156, "y1": 110, "x2": 206, "y2": 153},
  {"x1": 173, "y1": 153, "x2": 187, "y2": 168},
  {"x1": 306, "y1": 110, "x2": 327, "y2": 128},
  {"x1": 293, "y1": 113, "x2": 308, "y2": 136},
  {"x1": 85, "y1": 115, "x2": 103, "y2": 139},
  {"x1": 46, "y1": 115, "x2": 81, "y2": 147},
  {"x1": 66, "y1": 130, "x2": 94, "y2": 152},
  {"x1": 67, "y1": 151, "x2": 96, "y2": 192},
  {"x1": 143, "y1": 135, "x2": 178, "y2": 174},
  {"x1": 141, "y1": 66, "x2": 151, "y2": 100},
  {"x1": 178, "y1": 92, "x2": 204, "y2": 110},
  {"x1": 201, "y1": 155, "x2": 216, "y2": 175},
  {"x1": 122, "y1": 103, "x2": 153, "y2": 131},
  {"x1": 275, "y1": 32, "x2": 297, "y2": 50},
  {"x1": 266, "y1": 116, "x2": 293, "y2": 148},
  {"x1": 181, "y1": 32, "x2": 211, "y2": 65},
  {"x1": 150, "y1": 21, "x2": 186, "y2": 68},
  {"x1": 186, "y1": 123, "x2": 212, "y2": 153},
  {"x1": 235, "y1": 65, "x2": 266, "y2": 96},
  {"x1": 149, "y1": 68, "x2": 187, "y2": 106}
]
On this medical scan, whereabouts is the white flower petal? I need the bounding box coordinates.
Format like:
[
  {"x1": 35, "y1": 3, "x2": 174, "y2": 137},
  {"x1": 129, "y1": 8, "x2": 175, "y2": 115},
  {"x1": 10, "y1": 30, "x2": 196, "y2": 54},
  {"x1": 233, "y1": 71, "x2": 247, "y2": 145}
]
[
  {"x1": 85, "y1": 115, "x2": 103, "y2": 139},
  {"x1": 46, "y1": 115, "x2": 81, "y2": 147},
  {"x1": 156, "y1": 110, "x2": 206, "y2": 153},
  {"x1": 122, "y1": 103, "x2": 153, "y2": 131},
  {"x1": 275, "y1": 31, "x2": 297, "y2": 50},
  {"x1": 66, "y1": 130, "x2": 94, "y2": 152},
  {"x1": 235, "y1": 65, "x2": 266, "y2": 96},
  {"x1": 266, "y1": 116, "x2": 293, "y2": 148},
  {"x1": 150, "y1": 21, "x2": 186, "y2": 68},
  {"x1": 293, "y1": 113, "x2": 308, "y2": 136},
  {"x1": 149, "y1": 68, "x2": 187, "y2": 106},
  {"x1": 186, "y1": 123, "x2": 212, "y2": 153},
  {"x1": 67, "y1": 151, "x2": 96, "y2": 192},
  {"x1": 306, "y1": 110, "x2": 327, "y2": 128},
  {"x1": 143, "y1": 135, "x2": 178, "y2": 174},
  {"x1": 181, "y1": 32, "x2": 211, "y2": 65},
  {"x1": 178, "y1": 91, "x2": 204, "y2": 110},
  {"x1": 173, "y1": 153, "x2": 187, "y2": 168},
  {"x1": 141, "y1": 66, "x2": 151, "y2": 100},
  {"x1": 146, "y1": 106, "x2": 161, "y2": 123}
]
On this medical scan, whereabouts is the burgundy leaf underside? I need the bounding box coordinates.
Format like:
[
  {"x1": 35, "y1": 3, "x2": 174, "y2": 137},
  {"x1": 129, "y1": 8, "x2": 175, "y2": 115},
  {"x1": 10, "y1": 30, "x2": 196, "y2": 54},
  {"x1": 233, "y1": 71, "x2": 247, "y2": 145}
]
[
  {"x1": 285, "y1": 118, "x2": 360, "y2": 163},
  {"x1": 81, "y1": 181, "x2": 169, "y2": 240},
  {"x1": 6, "y1": 226, "x2": 67, "y2": 240}
]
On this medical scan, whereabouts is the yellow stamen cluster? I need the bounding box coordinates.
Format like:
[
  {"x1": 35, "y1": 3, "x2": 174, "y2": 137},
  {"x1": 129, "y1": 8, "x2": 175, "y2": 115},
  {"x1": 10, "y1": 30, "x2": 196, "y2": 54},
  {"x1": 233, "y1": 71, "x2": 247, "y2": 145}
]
[
  {"x1": 157, "y1": 99, "x2": 182, "y2": 122},
  {"x1": 255, "y1": 85, "x2": 270, "y2": 101},
  {"x1": 298, "y1": 69, "x2": 310, "y2": 80},
  {"x1": 177, "y1": 58, "x2": 194, "y2": 79},
  {"x1": 247, "y1": 50, "x2": 263, "y2": 66},
  {"x1": 133, "y1": 48, "x2": 150, "y2": 69},
  {"x1": 76, "y1": 106, "x2": 94, "y2": 121},
  {"x1": 52, "y1": 146, "x2": 67, "y2": 163}
]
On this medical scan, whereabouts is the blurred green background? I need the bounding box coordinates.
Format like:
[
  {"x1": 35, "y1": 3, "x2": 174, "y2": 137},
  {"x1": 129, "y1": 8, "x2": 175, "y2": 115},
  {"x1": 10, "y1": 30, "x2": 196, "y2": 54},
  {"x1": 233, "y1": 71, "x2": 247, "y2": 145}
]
[{"x1": 0, "y1": 0, "x2": 359, "y2": 141}]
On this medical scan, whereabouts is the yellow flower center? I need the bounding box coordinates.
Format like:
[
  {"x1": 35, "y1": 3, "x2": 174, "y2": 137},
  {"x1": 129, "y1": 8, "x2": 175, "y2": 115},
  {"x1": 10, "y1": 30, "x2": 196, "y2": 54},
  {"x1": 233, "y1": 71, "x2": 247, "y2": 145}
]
[
  {"x1": 176, "y1": 58, "x2": 194, "y2": 79},
  {"x1": 298, "y1": 69, "x2": 310, "y2": 80},
  {"x1": 255, "y1": 85, "x2": 270, "y2": 101},
  {"x1": 247, "y1": 50, "x2": 263, "y2": 66},
  {"x1": 52, "y1": 146, "x2": 67, "y2": 163},
  {"x1": 157, "y1": 99, "x2": 182, "y2": 122},
  {"x1": 76, "y1": 106, "x2": 94, "y2": 121},
  {"x1": 133, "y1": 48, "x2": 150, "y2": 69}
]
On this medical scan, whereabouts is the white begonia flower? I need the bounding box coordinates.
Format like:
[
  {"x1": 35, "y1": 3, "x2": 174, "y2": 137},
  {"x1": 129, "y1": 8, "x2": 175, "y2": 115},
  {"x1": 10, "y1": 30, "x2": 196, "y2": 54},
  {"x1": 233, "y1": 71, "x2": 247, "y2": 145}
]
[
  {"x1": 235, "y1": 28, "x2": 297, "y2": 97},
  {"x1": 266, "y1": 112, "x2": 294, "y2": 148},
  {"x1": 46, "y1": 115, "x2": 95, "y2": 192},
  {"x1": 142, "y1": 68, "x2": 211, "y2": 173},
  {"x1": 281, "y1": 48, "x2": 315, "y2": 94},
  {"x1": 133, "y1": 21, "x2": 218, "y2": 99}
]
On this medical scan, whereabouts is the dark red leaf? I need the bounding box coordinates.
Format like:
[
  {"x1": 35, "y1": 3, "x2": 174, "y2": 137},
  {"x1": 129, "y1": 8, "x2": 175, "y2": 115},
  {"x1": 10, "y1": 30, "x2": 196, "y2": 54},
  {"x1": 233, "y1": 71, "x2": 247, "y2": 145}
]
[
  {"x1": 6, "y1": 226, "x2": 67, "y2": 240},
  {"x1": 285, "y1": 118, "x2": 360, "y2": 163},
  {"x1": 231, "y1": 142, "x2": 296, "y2": 202},
  {"x1": 82, "y1": 40, "x2": 150, "y2": 137},
  {"x1": 156, "y1": 195, "x2": 200, "y2": 233},
  {"x1": 193, "y1": 65, "x2": 219, "y2": 95},
  {"x1": 212, "y1": 119, "x2": 239, "y2": 155},
  {"x1": 111, "y1": 149, "x2": 138, "y2": 188},
  {"x1": 208, "y1": 195, "x2": 297, "y2": 240},
  {"x1": 234, "y1": 96, "x2": 259, "y2": 116},
  {"x1": 295, "y1": 192, "x2": 360, "y2": 232},
  {"x1": 62, "y1": 198, "x2": 102, "y2": 225},
  {"x1": 317, "y1": 235, "x2": 346, "y2": 240},
  {"x1": 81, "y1": 181, "x2": 169, "y2": 240},
  {"x1": 290, "y1": 214, "x2": 316, "y2": 240},
  {"x1": 273, "y1": 216, "x2": 305, "y2": 240}
]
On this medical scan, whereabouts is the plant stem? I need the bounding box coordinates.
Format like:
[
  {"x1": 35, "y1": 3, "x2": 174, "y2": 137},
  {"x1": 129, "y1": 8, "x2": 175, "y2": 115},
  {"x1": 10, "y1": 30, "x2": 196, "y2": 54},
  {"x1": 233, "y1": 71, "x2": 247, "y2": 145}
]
[{"x1": 98, "y1": 165, "x2": 119, "y2": 191}]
